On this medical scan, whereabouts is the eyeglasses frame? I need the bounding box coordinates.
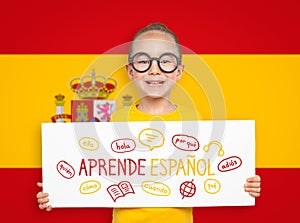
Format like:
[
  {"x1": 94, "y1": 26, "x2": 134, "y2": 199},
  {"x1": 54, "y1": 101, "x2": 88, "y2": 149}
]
[{"x1": 128, "y1": 52, "x2": 181, "y2": 73}]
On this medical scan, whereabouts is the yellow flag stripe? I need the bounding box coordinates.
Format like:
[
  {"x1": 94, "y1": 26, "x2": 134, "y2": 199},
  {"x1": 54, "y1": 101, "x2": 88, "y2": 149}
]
[{"x1": 0, "y1": 55, "x2": 299, "y2": 168}]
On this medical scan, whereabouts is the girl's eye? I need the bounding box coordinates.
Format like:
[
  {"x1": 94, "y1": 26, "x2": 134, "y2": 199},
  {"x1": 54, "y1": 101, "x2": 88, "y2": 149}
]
[
  {"x1": 160, "y1": 59, "x2": 171, "y2": 64},
  {"x1": 137, "y1": 60, "x2": 150, "y2": 64}
]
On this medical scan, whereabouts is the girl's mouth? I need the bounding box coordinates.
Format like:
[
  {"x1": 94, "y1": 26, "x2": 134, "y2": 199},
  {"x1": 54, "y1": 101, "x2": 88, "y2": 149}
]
[{"x1": 145, "y1": 80, "x2": 165, "y2": 87}]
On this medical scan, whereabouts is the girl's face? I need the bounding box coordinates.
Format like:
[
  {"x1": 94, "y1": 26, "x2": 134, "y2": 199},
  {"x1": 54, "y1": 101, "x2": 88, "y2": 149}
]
[{"x1": 127, "y1": 31, "x2": 183, "y2": 99}]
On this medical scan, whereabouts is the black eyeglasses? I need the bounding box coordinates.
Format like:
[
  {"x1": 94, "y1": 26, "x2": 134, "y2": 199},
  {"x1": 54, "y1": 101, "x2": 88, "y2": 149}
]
[{"x1": 128, "y1": 52, "x2": 181, "y2": 73}]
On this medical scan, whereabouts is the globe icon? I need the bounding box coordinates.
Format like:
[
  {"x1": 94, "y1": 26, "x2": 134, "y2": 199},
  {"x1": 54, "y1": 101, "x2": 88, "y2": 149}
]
[{"x1": 180, "y1": 179, "x2": 196, "y2": 199}]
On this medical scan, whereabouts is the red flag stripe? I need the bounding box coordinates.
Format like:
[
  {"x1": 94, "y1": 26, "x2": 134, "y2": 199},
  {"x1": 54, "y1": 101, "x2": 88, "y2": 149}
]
[
  {"x1": 1, "y1": 168, "x2": 298, "y2": 222},
  {"x1": 0, "y1": 0, "x2": 300, "y2": 54}
]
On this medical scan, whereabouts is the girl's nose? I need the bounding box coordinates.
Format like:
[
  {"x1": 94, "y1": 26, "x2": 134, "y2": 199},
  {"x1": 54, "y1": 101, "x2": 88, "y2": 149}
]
[{"x1": 148, "y1": 60, "x2": 161, "y2": 75}]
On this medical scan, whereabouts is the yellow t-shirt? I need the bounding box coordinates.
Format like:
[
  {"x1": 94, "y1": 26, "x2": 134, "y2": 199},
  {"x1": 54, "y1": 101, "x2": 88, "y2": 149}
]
[{"x1": 110, "y1": 102, "x2": 199, "y2": 223}]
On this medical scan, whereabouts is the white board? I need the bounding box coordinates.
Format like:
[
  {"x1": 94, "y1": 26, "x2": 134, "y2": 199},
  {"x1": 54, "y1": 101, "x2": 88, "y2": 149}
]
[{"x1": 42, "y1": 120, "x2": 255, "y2": 207}]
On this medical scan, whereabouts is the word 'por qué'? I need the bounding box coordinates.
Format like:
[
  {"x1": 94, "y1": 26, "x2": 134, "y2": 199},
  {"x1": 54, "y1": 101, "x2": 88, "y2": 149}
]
[{"x1": 172, "y1": 134, "x2": 200, "y2": 151}]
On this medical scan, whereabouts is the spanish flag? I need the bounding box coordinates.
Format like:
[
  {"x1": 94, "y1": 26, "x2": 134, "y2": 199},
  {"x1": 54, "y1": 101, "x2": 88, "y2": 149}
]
[{"x1": 0, "y1": 0, "x2": 299, "y2": 222}]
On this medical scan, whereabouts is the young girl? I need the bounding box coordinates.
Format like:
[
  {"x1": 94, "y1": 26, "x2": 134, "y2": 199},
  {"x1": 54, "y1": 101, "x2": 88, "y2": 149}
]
[{"x1": 37, "y1": 23, "x2": 261, "y2": 223}]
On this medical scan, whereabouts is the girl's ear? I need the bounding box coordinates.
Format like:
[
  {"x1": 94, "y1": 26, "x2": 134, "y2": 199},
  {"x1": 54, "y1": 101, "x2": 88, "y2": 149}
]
[
  {"x1": 126, "y1": 64, "x2": 134, "y2": 80},
  {"x1": 176, "y1": 63, "x2": 184, "y2": 80}
]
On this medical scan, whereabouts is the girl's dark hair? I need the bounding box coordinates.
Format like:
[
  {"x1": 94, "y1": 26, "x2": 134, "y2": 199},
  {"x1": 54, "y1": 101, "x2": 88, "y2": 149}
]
[{"x1": 129, "y1": 23, "x2": 182, "y2": 59}]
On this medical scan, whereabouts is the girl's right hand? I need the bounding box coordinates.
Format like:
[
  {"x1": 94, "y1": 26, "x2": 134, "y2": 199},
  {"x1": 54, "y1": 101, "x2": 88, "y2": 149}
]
[{"x1": 36, "y1": 182, "x2": 53, "y2": 211}]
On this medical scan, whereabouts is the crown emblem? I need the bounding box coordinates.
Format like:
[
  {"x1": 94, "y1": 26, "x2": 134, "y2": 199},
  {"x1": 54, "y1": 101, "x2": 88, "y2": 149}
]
[
  {"x1": 69, "y1": 70, "x2": 118, "y2": 99},
  {"x1": 55, "y1": 94, "x2": 65, "y2": 106},
  {"x1": 122, "y1": 94, "x2": 132, "y2": 101},
  {"x1": 122, "y1": 94, "x2": 133, "y2": 108}
]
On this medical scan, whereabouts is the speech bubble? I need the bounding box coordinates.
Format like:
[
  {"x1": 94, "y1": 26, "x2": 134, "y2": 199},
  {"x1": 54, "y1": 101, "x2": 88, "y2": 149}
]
[
  {"x1": 111, "y1": 138, "x2": 136, "y2": 153},
  {"x1": 56, "y1": 160, "x2": 75, "y2": 179},
  {"x1": 204, "y1": 178, "x2": 221, "y2": 194},
  {"x1": 138, "y1": 128, "x2": 165, "y2": 151},
  {"x1": 142, "y1": 181, "x2": 171, "y2": 196},
  {"x1": 218, "y1": 156, "x2": 242, "y2": 172},
  {"x1": 79, "y1": 137, "x2": 99, "y2": 151},
  {"x1": 79, "y1": 180, "x2": 101, "y2": 194},
  {"x1": 172, "y1": 134, "x2": 200, "y2": 151}
]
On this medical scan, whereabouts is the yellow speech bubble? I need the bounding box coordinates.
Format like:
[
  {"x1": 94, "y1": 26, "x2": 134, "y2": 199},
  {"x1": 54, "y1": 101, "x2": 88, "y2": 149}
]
[
  {"x1": 142, "y1": 181, "x2": 171, "y2": 196},
  {"x1": 79, "y1": 180, "x2": 101, "y2": 194},
  {"x1": 79, "y1": 137, "x2": 99, "y2": 151},
  {"x1": 138, "y1": 128, "x2": 165, "y2": 151},
  {"x1": 204, "y1": 178, "x2": 221, "y2": 194}
]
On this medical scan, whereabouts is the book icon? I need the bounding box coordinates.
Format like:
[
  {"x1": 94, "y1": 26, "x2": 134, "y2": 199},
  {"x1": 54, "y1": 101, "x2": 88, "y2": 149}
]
[{"x1": 107, "y1": 181, "x2": 135, "y2": 202}]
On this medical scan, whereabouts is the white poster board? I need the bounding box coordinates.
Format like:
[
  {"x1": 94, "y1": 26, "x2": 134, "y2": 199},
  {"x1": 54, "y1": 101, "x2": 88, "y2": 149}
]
[{"x1": 42, "y1": 120, "x2": 255, "y2": 207}]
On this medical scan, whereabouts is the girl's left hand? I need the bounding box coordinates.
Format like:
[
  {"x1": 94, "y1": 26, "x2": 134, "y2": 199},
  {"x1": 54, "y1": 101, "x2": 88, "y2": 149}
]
[{"x1": 244, "y1": 175, "x2": 261, "y2": 197}]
